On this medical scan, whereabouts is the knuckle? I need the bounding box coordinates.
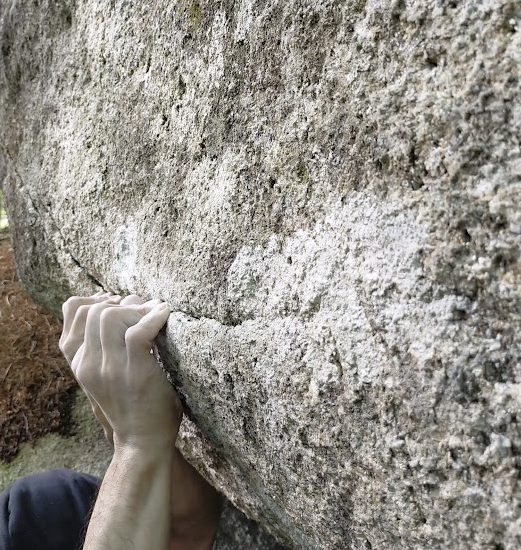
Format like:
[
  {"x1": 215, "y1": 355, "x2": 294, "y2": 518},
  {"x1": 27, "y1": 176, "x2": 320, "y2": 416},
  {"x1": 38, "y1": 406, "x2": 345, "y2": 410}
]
[
  {"x1": 63, "y1": 296, "x2": 76, "y2": 307},
  {"x1": 87, "y1": 302, "x2": 108, "y2": 321},
  {"x1": 124, "y1": 326, "x2": 145, "y2": 347},
  {"x1": 60, "y1": 340, "x2": 70, "y2": 357},
  {"x1": 63, "y1": 296, "x2": 82, "y2": 310},
  {"x1": 124, "y1": 326, "x2": 138, "y2": 343},
  {"x1": 76, "y1": 304, "x2": 90, "y2": 317},
  {"x1": 63, "y1": 296, "x2": 102, "y2": 321},
  {"x1": 76, "y1": 357, "x2": 100, "y2": 386},
  {"x1": 69, "y1": 304, "x2": 90, "y2": 329},
  {"x1": 62, "y1": 299, "x2": 75, "y2": 320},
  {"x1": 99, "y1": 306, "x2": 118, "y2": 326},
  {"x1": 60, "y1": 338, "x2": 75, "y2": 360},
  {"x1": 75, "y1": 363, "x2": 92, "y2": 386}
]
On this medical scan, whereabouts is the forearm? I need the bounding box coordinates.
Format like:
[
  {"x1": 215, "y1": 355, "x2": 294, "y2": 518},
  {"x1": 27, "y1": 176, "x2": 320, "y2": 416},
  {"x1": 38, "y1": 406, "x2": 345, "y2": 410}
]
[{"x1": 84, "y1": 446, "x2": 175, "y2": 550}]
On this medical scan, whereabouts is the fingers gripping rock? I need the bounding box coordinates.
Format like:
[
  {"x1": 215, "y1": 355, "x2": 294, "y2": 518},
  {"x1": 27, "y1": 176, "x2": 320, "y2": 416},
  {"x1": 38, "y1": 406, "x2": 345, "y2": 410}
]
[
  {"x1": 60, "y1": 294, "x2": 180, "y2": 450},
  {"x1": 60, "y1": 295, "x2": 121, "y2": 363},
  {"x1": 124, "y1": 304, "x2": 171, "y2": 357}
]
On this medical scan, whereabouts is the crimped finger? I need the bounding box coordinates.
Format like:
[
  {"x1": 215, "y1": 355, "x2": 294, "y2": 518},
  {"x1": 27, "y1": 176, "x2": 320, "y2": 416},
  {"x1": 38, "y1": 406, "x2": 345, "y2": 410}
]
[
  {"x1": 99, "y1": 300, "x2": 164, "y2": 349},
  {"x1": 124, "y1": 303, "x2": 170, "y2": 358},
  {"x1": 82, "y1": 300, "x2": 125, "y2": 360},
  {"x1": 62, "y1": 294, "x2": 117, "y2": 341},
  {"x1": 61, "y1": 296, "x2": 122, "y2": 363}
]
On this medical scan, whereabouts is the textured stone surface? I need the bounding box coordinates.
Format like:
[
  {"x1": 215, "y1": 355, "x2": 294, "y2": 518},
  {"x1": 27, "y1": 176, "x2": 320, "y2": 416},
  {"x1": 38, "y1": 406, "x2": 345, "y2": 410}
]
[
  {"x1": 1, "y1": 0, "x2": 521, "y2": 548},
  {"x1": 214, "y1": 500, "x2": 289, "y2": 550}
]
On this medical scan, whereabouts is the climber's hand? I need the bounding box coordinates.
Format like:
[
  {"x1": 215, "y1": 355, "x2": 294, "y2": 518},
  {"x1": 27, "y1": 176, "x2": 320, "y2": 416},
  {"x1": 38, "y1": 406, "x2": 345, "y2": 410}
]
[
  {"x1": 60, "y1": 293, "x2": 150, "y2": 443},
  {"x1": 60, "y1": 293, "x2": 183, "y2": 451},
  {"x1": 60, "y1": 292, "x2": 124, "y2": 443},
  {"x1": 60, "y1": 291, "x2": 121, "y2": 364}
]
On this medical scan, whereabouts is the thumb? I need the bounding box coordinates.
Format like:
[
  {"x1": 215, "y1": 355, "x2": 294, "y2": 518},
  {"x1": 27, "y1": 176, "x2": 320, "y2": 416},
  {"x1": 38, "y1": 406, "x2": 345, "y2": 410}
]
[
  {"x1": 99, "y1": 299, "x2": 165, "y2": 345},
  {"x1": 124, "y1": 303, "x2": 171, "y2": 357}
]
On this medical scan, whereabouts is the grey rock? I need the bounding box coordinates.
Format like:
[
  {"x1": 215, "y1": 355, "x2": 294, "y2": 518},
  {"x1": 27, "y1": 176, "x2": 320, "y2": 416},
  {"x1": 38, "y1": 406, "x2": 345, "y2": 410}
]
[
  {"x1": 1, "y1": 0, "x2": 520, "y2": 549},
  {"x1": 214, "y1": 500, "x2": 289, "y2": 550}
]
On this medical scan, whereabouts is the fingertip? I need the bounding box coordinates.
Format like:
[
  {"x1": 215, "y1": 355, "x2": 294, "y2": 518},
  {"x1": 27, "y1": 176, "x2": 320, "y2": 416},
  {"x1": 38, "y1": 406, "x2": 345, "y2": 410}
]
[
  {"x1": 139, "y1": 302, "x2": 169, "y2": 318},
  {"x1": 154, "y1": 303, "x2": 171, "y2": 316},
  {"x1": 144, "y1": 302, "x2": 170, "y2": 326}
]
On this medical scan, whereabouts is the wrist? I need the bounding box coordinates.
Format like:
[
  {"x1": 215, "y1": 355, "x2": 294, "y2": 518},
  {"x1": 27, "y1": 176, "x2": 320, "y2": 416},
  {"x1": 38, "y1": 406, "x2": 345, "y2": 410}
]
[
  {"x1": 113, "y1": 437, "x2": 176, "y2": 464},
  {"x1": 113, "y1": 425, "x2": 179, "y2": 454}
]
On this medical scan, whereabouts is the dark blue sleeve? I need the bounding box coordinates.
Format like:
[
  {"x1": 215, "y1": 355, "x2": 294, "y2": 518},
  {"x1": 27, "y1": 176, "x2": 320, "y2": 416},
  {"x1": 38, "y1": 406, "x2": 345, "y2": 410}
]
[{"x1": 0, "y1": 468, "x2": 102, "y2": 550}]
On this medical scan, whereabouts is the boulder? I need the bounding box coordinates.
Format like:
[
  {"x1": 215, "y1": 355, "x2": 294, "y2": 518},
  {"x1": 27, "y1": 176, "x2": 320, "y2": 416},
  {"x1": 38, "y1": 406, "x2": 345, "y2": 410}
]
[{"x1": 1, "y1": 0, "x2": 520, "y2": 548}]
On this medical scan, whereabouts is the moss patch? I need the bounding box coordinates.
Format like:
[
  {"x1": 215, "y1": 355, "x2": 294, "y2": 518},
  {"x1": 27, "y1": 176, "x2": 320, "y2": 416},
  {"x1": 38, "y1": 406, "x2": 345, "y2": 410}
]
[{"x1": 184, "y1": 0, "x2": 203, "y2": 30}]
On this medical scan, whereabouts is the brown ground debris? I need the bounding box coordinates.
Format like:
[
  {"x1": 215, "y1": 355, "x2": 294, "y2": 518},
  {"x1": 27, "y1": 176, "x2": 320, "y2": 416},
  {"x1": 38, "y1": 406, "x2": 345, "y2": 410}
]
[{"x1": 0, "y1": 231, "x2": 77, "y2": 462}]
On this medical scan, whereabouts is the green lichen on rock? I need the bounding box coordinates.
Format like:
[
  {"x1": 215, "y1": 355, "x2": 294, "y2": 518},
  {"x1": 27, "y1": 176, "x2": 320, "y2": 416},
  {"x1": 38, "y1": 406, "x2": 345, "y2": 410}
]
[{"x1": 183, "y1": 0, "x2": 203, "y2": 30}]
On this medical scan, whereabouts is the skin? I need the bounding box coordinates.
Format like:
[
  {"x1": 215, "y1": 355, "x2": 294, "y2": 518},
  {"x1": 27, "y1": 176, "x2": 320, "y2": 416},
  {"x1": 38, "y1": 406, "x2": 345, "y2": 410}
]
[{"x1": 59, "y1": 293, "x2": 221, "y2": 550}]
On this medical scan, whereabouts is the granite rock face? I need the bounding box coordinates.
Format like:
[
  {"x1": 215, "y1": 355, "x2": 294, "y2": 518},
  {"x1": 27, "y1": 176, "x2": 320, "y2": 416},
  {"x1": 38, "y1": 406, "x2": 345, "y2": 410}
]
[{"x1": 1, "y1": 0, "x2": 521, "y2": 548}]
